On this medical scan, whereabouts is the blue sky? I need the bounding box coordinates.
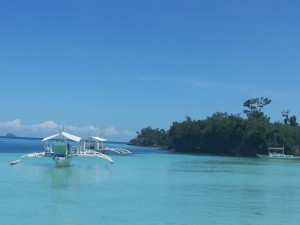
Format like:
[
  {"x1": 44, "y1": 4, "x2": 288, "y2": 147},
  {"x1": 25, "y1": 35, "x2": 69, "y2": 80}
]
[{"x1": 1, "y1": 0, "x2": 300, "y2": 141}]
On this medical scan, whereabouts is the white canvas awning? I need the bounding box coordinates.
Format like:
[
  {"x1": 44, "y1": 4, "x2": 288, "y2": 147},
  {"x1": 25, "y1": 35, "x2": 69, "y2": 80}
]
[
  {"x1": 61, "y1": 132, "x2": 81, "y2": 142},
  {"x1": 42, "y1": 133, "x2": 60, "y2": 141},
  {"x1": 42, "y1": 132, "x2": 81, "y2": 142},
  {"x1": 91, "y1": 136, "x2": 108, "y2": 142}
]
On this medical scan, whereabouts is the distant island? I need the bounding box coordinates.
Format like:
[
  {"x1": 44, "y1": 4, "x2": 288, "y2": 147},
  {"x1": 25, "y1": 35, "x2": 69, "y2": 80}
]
[
  {"x1": 129, "y1": 97, "x2": 300, "y2": 157},
  {"x1": 0, "y1": 133, "x2": 42, "y2": 140},
  {"x1": 5, "y1": 133, "x2": 17, "y2": 138}
]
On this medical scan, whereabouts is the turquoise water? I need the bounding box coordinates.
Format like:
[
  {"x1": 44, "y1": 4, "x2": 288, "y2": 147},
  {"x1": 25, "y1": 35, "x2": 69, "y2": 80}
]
[{"x1": 1, "y1": 138, "x2": 300, "y2": 225}]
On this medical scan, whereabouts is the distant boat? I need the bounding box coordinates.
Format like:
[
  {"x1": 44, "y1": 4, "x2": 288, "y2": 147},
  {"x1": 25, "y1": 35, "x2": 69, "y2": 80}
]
[
  {"x1": 10, "y1": 131, "x2": 113, "y2": 167},
  {"x1": 257, "y1": 146, "x2": 300, "y2": 160}
]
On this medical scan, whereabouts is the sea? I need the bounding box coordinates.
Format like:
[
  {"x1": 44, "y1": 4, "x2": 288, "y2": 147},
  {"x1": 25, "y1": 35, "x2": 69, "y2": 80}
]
[{"x1": 1, "y1": 137, "x2": 300, "y2": 225}]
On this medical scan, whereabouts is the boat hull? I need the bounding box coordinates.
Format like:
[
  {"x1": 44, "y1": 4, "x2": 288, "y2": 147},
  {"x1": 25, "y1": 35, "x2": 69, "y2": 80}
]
[
  {"x1": 257, "y1": 154, "x2": 300, "y2": 160},
  {"x1": 54, "y1": 156, "x2": 73, "y2": 167}
]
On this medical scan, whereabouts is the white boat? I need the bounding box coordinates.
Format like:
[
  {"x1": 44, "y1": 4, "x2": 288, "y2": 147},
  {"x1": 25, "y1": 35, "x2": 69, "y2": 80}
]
[
  {"x1": 257, "y1": 146, "x2": 300, "y2": 160},
  {"x1": 10, "y1": 131, "x2": 114, "y2": 167}
]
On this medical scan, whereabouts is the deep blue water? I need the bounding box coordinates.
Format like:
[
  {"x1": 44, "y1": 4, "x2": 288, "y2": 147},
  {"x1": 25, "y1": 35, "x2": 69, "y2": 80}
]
[{"x1": 1, "y1": 137, "x2": 300, "y2": 225}]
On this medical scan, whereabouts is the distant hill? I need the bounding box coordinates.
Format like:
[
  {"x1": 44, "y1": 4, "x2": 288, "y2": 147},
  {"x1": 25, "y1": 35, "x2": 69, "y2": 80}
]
[{"x1": 6, "y1": 133, "x2": 17, "y2": 138}]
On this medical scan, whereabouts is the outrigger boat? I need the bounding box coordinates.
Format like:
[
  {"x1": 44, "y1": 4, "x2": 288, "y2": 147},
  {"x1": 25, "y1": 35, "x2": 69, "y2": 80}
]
[
  {"x1": 257, "y1": 146, "x2": 300, "y2": 160},
  {"x1": 10, "y1": 131, "x2": 113, "y2": 167},
  {"x1": 80, "y1": 135, "x2": 132, "y2": 155}
]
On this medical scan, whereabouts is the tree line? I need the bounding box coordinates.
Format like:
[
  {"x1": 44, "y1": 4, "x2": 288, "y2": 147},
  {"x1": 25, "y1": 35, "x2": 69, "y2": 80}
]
[{"x1": 129, "y1": 97, "x2": 300, "y2": 156}]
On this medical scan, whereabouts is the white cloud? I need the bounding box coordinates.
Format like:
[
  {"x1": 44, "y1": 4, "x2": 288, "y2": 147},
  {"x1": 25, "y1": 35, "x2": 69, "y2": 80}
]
[
  {"x1": 0, "y1": 119, "x2": 22, "y2": 129},
  {"x1": 103, "y1": 126, "x2": 119, "y2": 136},
  {"x1": 0, "y1": 119, "x2": 59, "y2": 134},
  {"x1": 100, "y1": 127, "x2": 136, "y2": 141},
  {"x1": 64, "y1": 124, "x2": 99, "y2": 135},
  {"x1": 0, "y1": 119, "x2": 135, "y2": 141},
  {"x1": 28, "y1": 120, "x2": 59, "y2": 131}
]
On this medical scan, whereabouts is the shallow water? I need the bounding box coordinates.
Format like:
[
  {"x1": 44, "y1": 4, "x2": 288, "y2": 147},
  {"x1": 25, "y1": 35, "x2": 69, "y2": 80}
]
[{"x1": 1, "y1": 138, "x2": 300, "y2": 225}]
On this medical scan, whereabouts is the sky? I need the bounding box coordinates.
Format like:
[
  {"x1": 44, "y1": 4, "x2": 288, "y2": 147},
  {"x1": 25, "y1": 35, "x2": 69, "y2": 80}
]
[{"x1": 0, "y1": 0, "x2": 300, "y2": 141}]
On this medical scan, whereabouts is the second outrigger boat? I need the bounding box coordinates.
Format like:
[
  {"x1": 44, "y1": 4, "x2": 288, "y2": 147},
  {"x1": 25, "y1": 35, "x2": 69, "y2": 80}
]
[{"x1": 257, "y1": 146, "x2": 300, "y2": 160}]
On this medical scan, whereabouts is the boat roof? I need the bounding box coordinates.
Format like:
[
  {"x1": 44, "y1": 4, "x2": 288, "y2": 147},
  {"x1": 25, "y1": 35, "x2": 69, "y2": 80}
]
[
  {"x1": 82, "y1": 136, "x2": 107, "y2": 142},
  {"x1": 42, "y1": 131, "x2": 81, "y2": 142},
  {"x1": 91, "y1": 136, "x2": 107, "y2": 142}
]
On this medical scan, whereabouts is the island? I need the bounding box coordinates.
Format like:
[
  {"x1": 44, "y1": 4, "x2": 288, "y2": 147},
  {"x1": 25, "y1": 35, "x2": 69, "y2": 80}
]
[
  {"x1": 5, "y1": 133, "x2": 17, "y2": 138},
  {"x1": 129, "y1": 97, "x2": 300, "y2": 157}
]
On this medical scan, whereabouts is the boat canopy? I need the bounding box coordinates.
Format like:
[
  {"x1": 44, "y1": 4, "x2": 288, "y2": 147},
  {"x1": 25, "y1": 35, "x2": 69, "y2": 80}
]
[
  {"x1": 81, "y1": 136, "x2": 107, "y2": 142},
  {"x1": 91, "y1": 136, "x2": 107, "y2": 142},
  {"x1": 42, "y1": 131, "x2": 81, "y2": 142},
  {"x1": 42, "y1": 133, "x2": 60, "y2": 141}
]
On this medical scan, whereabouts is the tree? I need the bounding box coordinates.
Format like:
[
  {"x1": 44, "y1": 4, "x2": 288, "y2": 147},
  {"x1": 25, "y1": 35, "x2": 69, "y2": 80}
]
[
  {"x1": 281, "y1": 110, "x2": 298, "y2": 126},
  {"x1": 130, "y1": 97, "x2": 300, "y2": 157},
  {"x1": 241, "y1": 115, "x2": 271, "y2": 156},
  {"x1": 129, "y1": 126, "x2": 168, "y2": 147},
  {"x1": 290, "y1": 115, "x2": 298, "y2": 126},
  {"x1": 281, "y1": 110, "x2": 290, "y2": 125},
  {"x1": 243, "y1": 97, "x2": 271, "y2": 119}
]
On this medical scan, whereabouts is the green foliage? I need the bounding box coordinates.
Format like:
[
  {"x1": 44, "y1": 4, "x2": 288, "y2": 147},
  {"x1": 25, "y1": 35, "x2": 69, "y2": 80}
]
[
  {"x1": 281, "y1": 110, "x2": 298, "y2": 126},
  {"x1": 240, "y1": 115, "x2": 271, "y2": 156},
  {"x1": 167, "y1": 113, "x2": 246, "y2": 155},
  {"x1": 129, "y1": 126, "x2": 169, "y2": 148},
  {"x1": 243, "y1": 97, "x2": 271, "y2": 116},
  {"x1": 130, "y1": 97, "x2": 300, "y2": 156}
]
